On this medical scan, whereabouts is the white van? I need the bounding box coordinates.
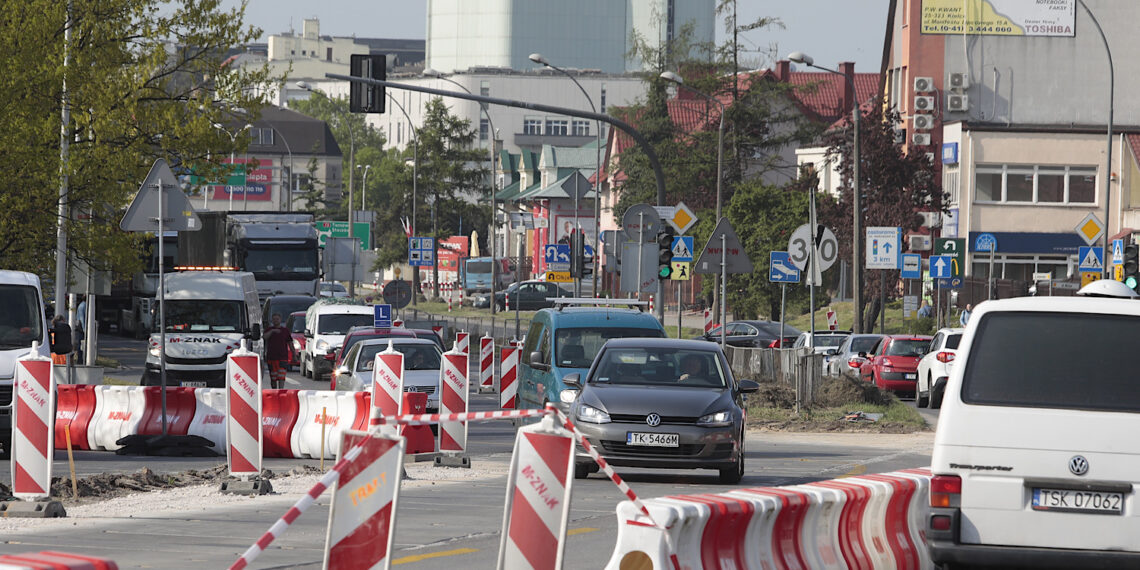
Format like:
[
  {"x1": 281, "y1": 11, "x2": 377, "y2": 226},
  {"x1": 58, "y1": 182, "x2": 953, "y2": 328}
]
[
  {"x1": 145, "y1": 270, "x2": 261, "y2": 388},
  {"x1": 929, "y1": 295, "x2": 1140, "y2": 567},
  {"x1": 302, "y1": 300, "x2": 372, "y2": 381},
  {"x1": 0, "y1": 271, "x2": 52, "y2": 458}
]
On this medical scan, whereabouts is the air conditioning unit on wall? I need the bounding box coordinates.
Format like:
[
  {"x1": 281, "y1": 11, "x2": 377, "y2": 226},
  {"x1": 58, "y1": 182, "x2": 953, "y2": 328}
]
[
  {"x1": 913, "y1": 114, "x2": 935, "y2": 130},
  {"x1": 948, "y1": 72, "x2": 968, "y2": 90},
  {"x1": 914, "y1": 96, "x2": 935, "y2": 111},
  {"x1": 908, "y1": 234, "x2": 932, "y2": 251},
  {"x1": 918, "y1": 211, "x2": 941, "y2": 227},
  {"x1": 947, "y1": 94, "x2": 969, "y2": 112},
  {"x1": 913, "y1": 76, "x2": 934, "y2": 92},
  {"x1": 912, "y1": 133, "x2": 932, "y2": 146}
]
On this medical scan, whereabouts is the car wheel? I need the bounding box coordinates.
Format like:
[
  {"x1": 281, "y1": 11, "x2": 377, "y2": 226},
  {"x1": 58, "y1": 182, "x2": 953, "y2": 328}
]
[
  {"x1": 574, "y1": 462, "x2": 595, "y2": 480},
  {"x1": 719, "y1": 432, "x2": 745, "y2": 485},
  {"x1": 931, "y1": 384, "x2": 945, "y2": 409},
  {"x1": 917, "y1": 377, "x2": 930, "y2": 408}
]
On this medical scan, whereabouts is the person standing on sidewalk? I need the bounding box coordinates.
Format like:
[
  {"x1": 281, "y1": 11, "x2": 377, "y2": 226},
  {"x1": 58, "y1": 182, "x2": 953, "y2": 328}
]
[{"x1": 262, "y1": 313, "x2": 291, "y2": 389}]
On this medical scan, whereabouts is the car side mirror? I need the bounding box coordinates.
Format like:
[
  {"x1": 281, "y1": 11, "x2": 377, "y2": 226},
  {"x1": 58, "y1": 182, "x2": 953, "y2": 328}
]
[
  {"x1": 825, "y1": 348, "x2": 838, "y2": 356},
  {"x1": 737, "y1": 379, "x2": 761, "y2": 394},
  {"x1": 304, "y1": 329, "x2": 312, "y2": 337},
  {"x1": 563, "y1": 373, "x2": 581, "y2": 387},
  {"x1": 857, "y1": 352, "x2": 867, "y2": 358},
  {"x1": 529, "y1": 351, "x2": 550, "y2": 371},
  {"x1": 335, "y1": 365, "x2": 350, "y2": 377}
]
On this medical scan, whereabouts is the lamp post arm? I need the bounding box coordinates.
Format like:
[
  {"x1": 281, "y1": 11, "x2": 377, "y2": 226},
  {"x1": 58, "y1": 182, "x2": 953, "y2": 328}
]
[
  {"x1": 275, "y1": 129, "x2": 293, "y2": 211},
  {"x1": 326, "y1": 73, "x2": 667, "y2": 207},
  {"x1": 1078, "y1": 0, "x2": 1114, "y2": 277}
]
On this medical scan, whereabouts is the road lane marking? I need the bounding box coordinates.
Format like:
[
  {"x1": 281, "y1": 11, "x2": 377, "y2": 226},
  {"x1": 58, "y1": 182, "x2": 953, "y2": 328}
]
[
  {"x1": 393, "y1": 547, "x2": 479, "y2": 564},
  {"x1": 568, "y1": 527, "x2": 599, "y2": 536},
  {"x1": 838, "y1": 464, "x2": 868, "y2": 477}
]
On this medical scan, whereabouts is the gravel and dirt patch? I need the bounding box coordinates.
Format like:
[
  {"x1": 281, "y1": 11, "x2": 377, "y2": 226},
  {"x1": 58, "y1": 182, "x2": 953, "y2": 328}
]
[{"x1": 746, "y1": 376, "x2": 928, "y2": 433}]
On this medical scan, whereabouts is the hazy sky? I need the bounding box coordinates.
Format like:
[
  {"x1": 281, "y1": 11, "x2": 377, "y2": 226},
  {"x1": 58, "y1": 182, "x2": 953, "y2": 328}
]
[{"x1": 221, "y1": 0, "x2": 888, "y2": 73}]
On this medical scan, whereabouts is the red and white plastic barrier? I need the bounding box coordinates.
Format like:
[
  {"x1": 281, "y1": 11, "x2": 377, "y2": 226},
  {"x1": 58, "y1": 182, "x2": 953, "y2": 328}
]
[
  {"x1": 291, "y1": 390, "x2": 364, "y2": 459},
  {"x1": 438, "y1": 349, "x2": 468, "y2": 453},
  {"x1": 323, "y1": 430, "x2": 405, "y2": 569},
  {"x1": 225, "y1": 347, "x2": 263, "y2": 478},
  {"x1": 262, "y1": 389, "x2": 300, "y2": 458},
  {"x1": 370, "y1": 344, "x2": 404, "y2": 438},
  {"x1": 188, "y1": 388, "x2": 228, "y2": 454},
  {"x1": 400, "y1": 393, "x2": 435, "y2": 454},
  {"x1": 497, "y1": 415, "x2": 575, "y2": 569},
  {"x1": 455, "y1": 331, "x2": 470, "y2": 357},
  {"x1": 499, "y1": 346, "x2": 519, "y2": 409},
  {"x1": 0, "y1": 551, "x2": 119, "y2": 570},
  {"x1": 605, "y1": 469, "x2": 935, "y2": 570},
  {"x1": 703, "y1": 309, "x2": 712, "y2": 334},
  {"x1": 86, "y1": 385, "x2": 147, "y2": 451},
  {"x1": 55, "y1": 385, "x2": 96, "y2": 451},
  {"x1": 479, "y1": 334, "x2": 494, "y2": 392},
  {"x1": 12, "y1": 349, "x2": 54, "y2": 499}
]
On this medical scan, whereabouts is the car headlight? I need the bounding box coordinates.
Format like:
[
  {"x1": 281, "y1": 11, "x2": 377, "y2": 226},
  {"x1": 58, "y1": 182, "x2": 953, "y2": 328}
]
[
  {"x1": 697, "y1": 410, "x2": 733, "y2": 427},
  {"x1": 316, "y1": 339, "x2": 328, "y2": 351},
  {"x1": 576, "y1": 404, "x2": 610, "y2": 424},
  {"x1": 149, "y1": 345, "x2": 161, "y2": 358}
]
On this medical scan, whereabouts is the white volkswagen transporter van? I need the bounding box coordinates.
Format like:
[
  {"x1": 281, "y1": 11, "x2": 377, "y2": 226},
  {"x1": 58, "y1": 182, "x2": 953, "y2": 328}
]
[
  {"x1": 929, "y1": 289, "x2": 1140, "y2": 568},
  {"x1": 0, "y1": 270, "x2": 52, "y2": 458}
]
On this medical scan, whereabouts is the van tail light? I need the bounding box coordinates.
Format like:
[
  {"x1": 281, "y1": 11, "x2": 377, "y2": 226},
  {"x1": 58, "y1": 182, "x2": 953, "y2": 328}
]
[
  {"x1": 930, "y1": 474, "x2": 962, "y2": 508},
  {"x1": 936, "y1": 351, "x2": 956, "y2": 363}
]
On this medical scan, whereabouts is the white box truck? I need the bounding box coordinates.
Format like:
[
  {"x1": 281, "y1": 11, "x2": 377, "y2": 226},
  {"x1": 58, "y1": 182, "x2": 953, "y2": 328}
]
[
  {"x1": 144, "y1": 270, "x2": 262, "y2": 387},
  {"x1": 0, "y1": 270, "x2": 52, "y2": 458}
]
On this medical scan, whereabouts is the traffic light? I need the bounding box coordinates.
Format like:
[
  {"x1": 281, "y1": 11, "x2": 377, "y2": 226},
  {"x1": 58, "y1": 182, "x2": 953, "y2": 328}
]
[
  {"x1": 657, "y1": 227, "x2": 675, "y2": 279},
  {"x1": 1125, "y1": 243, "x2": 1139, "y2": 290},
  {"x1": 349, "y1": 54, "x2": 386, "y2": 113}
]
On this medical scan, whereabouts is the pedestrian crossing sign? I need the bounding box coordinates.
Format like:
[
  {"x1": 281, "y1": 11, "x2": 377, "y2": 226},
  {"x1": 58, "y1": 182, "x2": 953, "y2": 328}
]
[{"x1": 1078, "y1": 245, "x2": 1103, "y2": 272}]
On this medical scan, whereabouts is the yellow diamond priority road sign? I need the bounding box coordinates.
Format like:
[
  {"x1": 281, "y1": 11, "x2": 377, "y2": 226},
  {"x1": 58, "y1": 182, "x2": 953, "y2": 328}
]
[
  {"x1": 1075, "y1": 213, "x2": 1104, "y2": 246},
  {"x1": 666, "y1": 202, "x2": 698, "y2": 235}
]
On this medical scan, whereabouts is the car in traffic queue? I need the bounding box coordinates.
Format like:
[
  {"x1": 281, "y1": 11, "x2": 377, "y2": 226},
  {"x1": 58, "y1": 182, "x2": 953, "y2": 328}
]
[
  {"x1": 484, "y1": 279, "x2": 572, "y2": 311},
  {"x1": 561, "y1": 338, "x2": 759, "y2": 484},
  {"x1": 915, "y1": 327, "x2": 963, "y2": 409},
  {"x1": 284, "y1": 311, "x2": 307, "y2": 371},
  {"x1": 302, "y1": 299, "x2": 371, "y2": 381},
  {"x1": 929, "y1": 283, "x2": 1140, "y2": 567},
  {"x1": 693, "y1": 320, "x2": 802, "y2": 348},
  {"x1": 518, "y1": 299, "x2": 666, "y2": 412},
  {"x1": 827, "y1": 333, "x2": 885, "y2": 379},
  {"x1": 792, "y1": 329, "x2": 852, "y2": 372},
  {"x1": 331, "y1": 325, "x2": 444, "y2": 370},
  {"x1": 332, "y1": 337, "x2": 443, "y2": 412},
  {"x1": 261, "y1": 294, "x2": 317, "y2": 331},
  {"x1": 319, "y1": 281, "x2": 348, "y2": 298},
  {"x1": 857, "y1": 334, "x2": 932, "y2": 396}
]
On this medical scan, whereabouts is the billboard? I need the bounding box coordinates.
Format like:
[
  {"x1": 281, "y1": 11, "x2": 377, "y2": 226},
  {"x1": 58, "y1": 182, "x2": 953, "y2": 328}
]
[
  {"x1": 208, "y1": 158, "x2": 273, "y2": 201},
  {"x1": 921, "y1": 0, "x2": 1074, "y2": 36}
]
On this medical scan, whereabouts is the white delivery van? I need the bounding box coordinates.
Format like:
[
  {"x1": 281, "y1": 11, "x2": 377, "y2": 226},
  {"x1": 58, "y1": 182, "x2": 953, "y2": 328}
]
[
  {"x1": 929, "y1": 289, "x2": 1140, "y2": 568},
  {"x1": 302, "y1": 299, "x2": 371, "y2": 381},
  {"x1": 144, "y1": 270, "x2": 261, "y2": 388},
  {"x1": 0, "y1": 270, "x2": 52, "y2": 458}
]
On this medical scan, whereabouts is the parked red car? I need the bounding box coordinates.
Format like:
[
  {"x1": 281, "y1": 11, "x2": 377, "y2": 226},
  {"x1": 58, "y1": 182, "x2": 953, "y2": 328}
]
[
  {"x1": 285, "y1": 311, "x2": 307, "y2": 371},
  {"x1": 859, "y1": 334, "x2": 932, "y2": 395}
]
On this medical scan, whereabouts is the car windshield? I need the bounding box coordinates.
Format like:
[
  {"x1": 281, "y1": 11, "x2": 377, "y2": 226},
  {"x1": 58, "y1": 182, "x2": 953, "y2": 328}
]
[
  {"x1": 851, "y1": 336, "x2": 882, "y2": 353},
  {"x1": 357, "y1": 343, "x2": 442, "y2": 372},
  {"x1": 963, "y1": 312, "x2": 1140, "y2": 412},
  {"x1": 0, "y1": 285, "x2": 43, "y2": 349},
  {"x1": 467, "y1": 261, "x2": 492, "y2": 274},
  {"x1": 287, "y1": 314, "x2": 306, "y2": 333},
  {"x1": 812, "y1": 335, "x2": 848, "y2": 348},
  {"x1": 243, "y1": 249, "x2": 319, "y2": 279},
  {"x1": 555, "y1": 327, "x2": 666, "y2": 369},
  {"x1": 164, "y1": 300, "x2": 242, "y2": 332},
  {"x1": 591, "y1": 348, "x2": 725, "y2": 388},
  {"x1": 266, "y1": 298, "x2": 316, "y2": 322},
  {"x1": 945, "y1": 333, "x2": 962, "y2": 350},
  {"x1": 343, "y1": 331, "x2": 410, "y2": 355},
  {"x1": 317, "y1": 313, "x2": 373, "y2": 334},
  {"x1": 886, "y1": 339, "x2": 928, "y2": 357},
  {"x1": 757, "y1": 322, "x2": 802, "y2": 337},
  {"x1": 321, "y1": 283, "x2": 346, "y2": 293}
]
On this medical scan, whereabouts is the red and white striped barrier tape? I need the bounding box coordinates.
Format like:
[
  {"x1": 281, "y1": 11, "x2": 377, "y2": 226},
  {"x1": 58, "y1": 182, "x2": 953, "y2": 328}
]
[{"x1": 376, "y1": 408, "x2": 548, "y2": 426}]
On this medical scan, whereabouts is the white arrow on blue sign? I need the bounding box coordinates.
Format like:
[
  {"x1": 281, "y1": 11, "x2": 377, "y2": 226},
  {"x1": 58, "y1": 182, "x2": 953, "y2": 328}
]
[
  {"x1": 544, "y1": 244, "x2": 571, "y2": 264},
  {"x1": 769, "y1": 251, "x2": 801, "y2": 283},
  {"x1": 930, "y1": 255, "x2": 953, "y2": 278},
  {"x1": 374, "y1": 304, "x2": 392, "y2": 328}
]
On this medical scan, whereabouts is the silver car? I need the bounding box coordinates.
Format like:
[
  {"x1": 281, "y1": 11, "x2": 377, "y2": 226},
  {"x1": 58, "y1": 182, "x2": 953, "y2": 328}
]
[
  {"x1": 827, "y1": 333, "x2": 886, "y2": 378},
  {"x1": 562, "y1": 338, "x2": 759, "y2": 484},
  {"x1": 333, "y1": 338, "x2": 443, "y2": 412}
]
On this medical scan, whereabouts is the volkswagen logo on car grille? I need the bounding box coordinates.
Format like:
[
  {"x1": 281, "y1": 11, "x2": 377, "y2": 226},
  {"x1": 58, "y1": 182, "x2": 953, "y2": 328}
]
[
  {"x1": 645, "y1": 413, "x2": 661, "y2": 427},
  {"x1": 1069, "y1": 455, "x2": 1089, "y2": 476}
]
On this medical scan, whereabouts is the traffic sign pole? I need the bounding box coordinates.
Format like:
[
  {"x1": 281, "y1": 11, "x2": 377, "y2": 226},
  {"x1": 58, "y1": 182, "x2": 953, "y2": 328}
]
[{"x1": 720, "y1": 233, "x2": 727, "y2": 347}]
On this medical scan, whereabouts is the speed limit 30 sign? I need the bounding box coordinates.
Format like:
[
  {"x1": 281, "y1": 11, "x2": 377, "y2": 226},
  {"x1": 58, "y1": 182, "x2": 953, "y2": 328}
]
[{"x1": 787, "y1": 224, "x2": 838, "y2": 272}]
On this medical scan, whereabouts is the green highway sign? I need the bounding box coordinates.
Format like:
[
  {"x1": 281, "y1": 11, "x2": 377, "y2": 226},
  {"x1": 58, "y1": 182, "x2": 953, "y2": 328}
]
[
  {"x1": 189, "y1": 163, "x2": 246, "y2": 187},
  {"x1": 934, "y1": 237, "x2": 966, "y2": 277},
  {"x1": 315, "y1": 221, "x2": 371, "y2": 250}
]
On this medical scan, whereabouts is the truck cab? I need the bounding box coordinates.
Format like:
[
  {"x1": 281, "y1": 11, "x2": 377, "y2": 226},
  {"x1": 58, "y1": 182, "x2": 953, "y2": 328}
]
[
  {"x1": 0, "y1": 270, "x2": 51, "y2": 458},
  {"x1": 144, "y1": 270, "x2": 261, "y2": 387}
]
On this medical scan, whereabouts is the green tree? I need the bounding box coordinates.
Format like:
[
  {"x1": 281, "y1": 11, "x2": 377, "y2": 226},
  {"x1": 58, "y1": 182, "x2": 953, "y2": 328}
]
[{"x1": 0, "y1": 0, "x2": 275, "y2": 283}]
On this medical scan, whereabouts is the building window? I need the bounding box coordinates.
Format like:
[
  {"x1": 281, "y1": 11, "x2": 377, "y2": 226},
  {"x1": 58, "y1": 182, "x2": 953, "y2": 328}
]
[
  {"x1": 943, "y1": 165, "x2": 960, "y2": 205},
  {"x1": 600, "y1": 84, "x2": 607, "y2": 113},
  {"x1": 523, "y1": 117, "x2": 542, "y2": 135},
  {"x1": 480, "y1": 81, "x2": 490, "y2": 97},
  {"x1": 572, "y1": 120, "x2": 590, "y2": 136},
  {"x1": 397, "y1": 123, "x2": 402, "y2": 144},
  {"x1": 974, "y1": 164, "x2": 1097, "y2": 205},
  {"x1": 480, "y1": 118, "x2": 489, "y2": 141},
  {"x1": 250, "y1": 127, "x2": 274, "y2": 146},
  {"x1": 970, "y1": 254, "x2": 1071, "y2": 282},
  {"x1": 545, "y1": 118, "x2": 568, "y2": 136}
]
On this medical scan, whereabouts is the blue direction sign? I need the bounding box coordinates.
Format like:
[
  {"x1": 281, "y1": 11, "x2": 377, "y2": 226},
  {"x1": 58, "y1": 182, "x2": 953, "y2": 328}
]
[
  {"x1": 930, "y1": 255, "x2": 953, "y2": 278},
  {"x1": 408, "y1": 237, "x2": 435, "y2": 267},
  {"x1": 671, "y1": 236, "x2": 694, "y2": 262},
  {"x1": 373, "y1": 304, "x2": 392, "y2": 328},
  {"x1": 1113, "y1": 239, "x2": 1124, "y2": 264},
  {"x1": 544, "y1": 244, "x2": 571, "y2": 264},
  {"x1": 974, "y1": 232, "x2": 998, "y2": 253},
  {"x1": 769, "y1": 251, "x2": 801, "y2": 283},
  {"x1": 900, "y1": 253, "x2": 922, "y2": 280},
  {"x1": 1078, "y1": 245, "x2": 1104, "y2": 272}
]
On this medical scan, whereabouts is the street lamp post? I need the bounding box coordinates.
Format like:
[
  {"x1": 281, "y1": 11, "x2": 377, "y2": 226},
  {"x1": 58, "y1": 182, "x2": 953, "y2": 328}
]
[
  {"x1": 212, "y1": 122, "x2": 252, "y2": 212},
  {"x1": 275, "y1": 128, "x2": 293, "y2": 212},
  {"x1": 788, "y1": 52, "x2": 863, "y2": 334},
  {"x1": 357, "y1": 164, "x2": 372, "y2": 270},
  {"x1": 530, "y1": 53, "x2": 602, "y2": 297},
  {"x1": 297, "y1": 81, "x2": 358, "y2": 297},
  {"x1": 423, "y1": 69, "x2": 502, "y2": 313},
  {"x1": 385, "y1": 93, "x2": 420, "y2": 304},
  {"x1": 1077, "y1": 0, "x2": 1114, "y2": 277},
  {"x1": 659, "y1": 71, "x2": 725, "y2": 325}
]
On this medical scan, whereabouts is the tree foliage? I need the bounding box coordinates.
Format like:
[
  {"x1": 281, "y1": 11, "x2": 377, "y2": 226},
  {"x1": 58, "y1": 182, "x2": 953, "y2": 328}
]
[{"x1": 0, "y1": 0, "x2": 275, "y2": 284}]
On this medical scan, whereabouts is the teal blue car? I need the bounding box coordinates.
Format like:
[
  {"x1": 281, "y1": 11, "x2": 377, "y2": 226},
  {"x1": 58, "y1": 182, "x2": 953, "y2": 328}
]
[{"x1": 517, "y1": 304, "x2": 666, "y2": 410}]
